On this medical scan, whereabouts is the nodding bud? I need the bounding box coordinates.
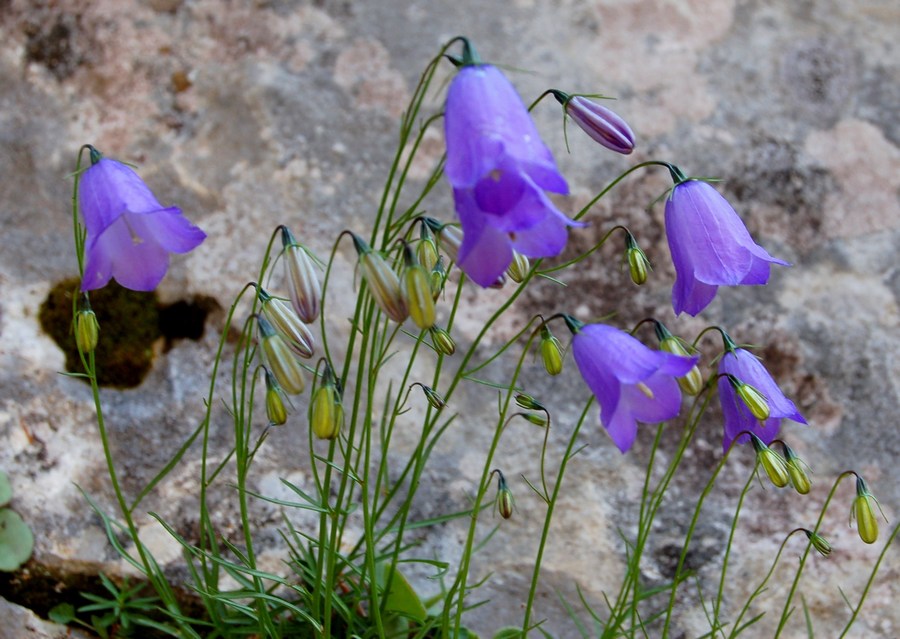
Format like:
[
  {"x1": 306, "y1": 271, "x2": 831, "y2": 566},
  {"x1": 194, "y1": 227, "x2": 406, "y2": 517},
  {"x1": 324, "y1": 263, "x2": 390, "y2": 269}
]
[
  {"x1": 656, "y1": 323, "x2": 703, "y2": 396},
  {"x1": 851, "y1": 475, "x2": 881, "y2": 544},
  {"x1": 431, "y1": 219, "x2": 462, "y2": 264},
  {"x1": 75, "y1": 295, "x2": 99, "y2": 354},
  {"x1": 523, "y1": 412, "x2": 548, "y2": 427},
  {"x1": 416, "y1": 384, "x2": 445, "y2": 410},
  {"x1": 515, "y1": 394, "x2": 545, "y2": 411},
  {"x1": 310, "y1": 363, "x2": 342, "y2": 440},
  {"x1": 402, "y1": 244, "x2": 436, "y2": 330},
  {"x1": 417, "y1": 223, "x2": 439, "y2": 272},
  {"x1": 750, "y1": 433, "x2": 789, "y2": 488},
  {"x1": 554, "y1": 91, "x2": 636, "y2": 155},
  {"x1": 429, "y1": 326, "x2": 456, "y2": 356},
  {"x1": 281, "y1": 226, "x2": 321, "y2": 323},
  {"x1": 624, "y1": 232, "x2": 650, "y2": 286},
  {"x1": 803, "y1": 529, "x2": 832, "y2": 557},
  {"x1": 506, "y1": 251, "x2": 530, "y2": 283},
  {"x1": 352, "y1": 234, "x2": 408, "y2": 324},
  {"x1": 492, "y1": 470, "x2": 514, "y2": 520},
  {"x1": 728, "y1": 375, "x2": 770, "y2": 421},
  {"x1": 258, "y1": 316, "x2": 305, "y2": 394},
  {"x1": 780, "y1": 442, "x2": 811, "y2": 495},
  {"x1": 264, "y1": 368, "x2": 288, "y2": 426},
  {"x1": 540, "y1": 325, "x2": 564, "y2": 376},
  {"x1": 430, "y1": 256, "x2": 446, "y2": 301},
  {"x1": 258, "y1": 286, "x2": 315, "y2": 359}
]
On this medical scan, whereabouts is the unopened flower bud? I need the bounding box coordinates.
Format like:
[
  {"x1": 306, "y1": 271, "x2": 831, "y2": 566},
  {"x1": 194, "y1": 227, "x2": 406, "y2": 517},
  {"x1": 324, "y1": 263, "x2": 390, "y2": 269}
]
[
  {"x1": 258, "y1": 316, "x2": 305, "y2": 394},
  {"x1": 430, "y1": 257, "x2": 446, "y2": 301},
  {"x1": 552, "y1": 91, "x2": 635, "y2": 155},
  {"x1": 506, "y1": 251, "x2": 530, "y2": 283},
  {"x1": 656, "y1": 322, "x2": 703, "y2": 396},
  {"x1": 427, "y1": 218, "x2": 462, "y2": 264},
  {"x1": 803, "y1": 529, "x2": 832, "y2": 557},
  {"x1": 851, "y1": 476, "x2": 881, "y2": 544},
  {"x1": 624, "y1": 232, "x2": 650, "y2": 286},
  {"x1": 523, "y1": 412, "x2": 548, "y2": 427},
  {"x1": 310, "y1": 363, "x2": 342, "y2": 440},
  {"x1": 540, "y1": 326, "x2": 563, "y2": 376},
  {"x1": 402, "y1": 244, "x2": 436, "y2": 330},
  {"x1": 728, "y1": 375, "x2": 770, "y2": 421},
  {"x1": 281, "y1": 226, "x2": 321, "y2": 323},
  {"x1": 414, "y1": 383, "x2": 445, "y2": 410},
  {"x1": 352, "y1": 233, "x2": 408, "y2": 324},
  {"x1": 750, "y1": 433, "x2": 789, "y2": 488},
  {"x1": 780, "y1": 442, "x2": 811, "y2": 495},
  {"x1": 74, "y1": 296, "x2": 99, "y2": 354},
  {"x1": 515, "y1": 394, "x2": 545, "y2": 411},
  {"x1": 417, "y1": 224, "x2": 439, "y2": 272},
  {"x1": 492, "y1": 470, "x2": 514, "y2": 520},
  {"x1": 264, "y1": 368, "x2": 288, "y2": 426},
  {"x1": 258, "y1": 286, "x2": 315, "y2": 359},
  {"x1": 430, "y1": 326, "x2": 456, "y2": 356}
]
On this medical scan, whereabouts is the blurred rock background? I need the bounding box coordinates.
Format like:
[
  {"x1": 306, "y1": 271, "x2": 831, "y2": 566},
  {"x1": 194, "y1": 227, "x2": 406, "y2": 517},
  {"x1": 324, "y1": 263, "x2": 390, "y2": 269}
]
[{"x1": 0, "y1": 0, "x2": 897, "y2": 636}]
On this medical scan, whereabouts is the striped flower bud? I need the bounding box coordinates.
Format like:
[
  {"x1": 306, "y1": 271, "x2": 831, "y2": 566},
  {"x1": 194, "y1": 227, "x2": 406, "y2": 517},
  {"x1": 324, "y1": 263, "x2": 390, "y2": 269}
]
[
  {"x1": 412, "y1": 383, "x2": 445, "y2": 410},
  {"x1": 74, "y1": 295, "x2": 99, "y2": 354},
  {"x1": 429, "y1": 325, "x2": 456, "y2": 356},
  {"x1": 803, "y1": 529, "x2": 832, "y2": 557},
  {"x1": 780, "y1": 442, "x2": 811, "y2": 495},
  {"x1": 281, "y1": 226, "x2": 321, "y2": 323},
  {"x1": 402, "y1": 244, "x2": 436, "y2": 330},
  {"x1": 258, "y1": 285, "x2": 315, "y2": 359},
  {"x1": 417, "y1": 223, "x2": 439, "y2": 272},
  {"x1": 552, "y1": 90, "x2": 635, "y2": 155},
  {"x1": 750, "y1": 433, "x2": 789, "y2": 488},
  {"x1": 264, "y1": 368, "x2": 288, "y2": 426},
  {"x1": 506, "y1": 251, "x2": 530, "y2": 283},
  {"x1": 515, "y1": 394, "x2": 545, "y2": 411},
  {"x1": 624, "y1": 231, "x2": 650, "y2": 285},
  {"x1": 491, "y1": 469, "x2": 514, "y2": 520},
  {"x1": 540, "y1": 326, "x2": 564, "y2": 376},
  {"x1": 258, "y1": 315, "x2": 305, "y2": 394},
  {"x1": 851, "y1": 475, "x2": 881, "y2": 544},
  {"x1": 351, "y1": 233, "x2": 408, "y2": 324},
  {"x1": 310, "y1": 363, "x2": 342, "y2": 440},
  {"x1": 728, "y1": 375, "x2": 770, "y2": 421},
  {"x1": 430, "y1": 256, "x2": 446, "y2": 301},
  {"x1": 655, "y1": 322, "x2": 703, "y2": 396}
]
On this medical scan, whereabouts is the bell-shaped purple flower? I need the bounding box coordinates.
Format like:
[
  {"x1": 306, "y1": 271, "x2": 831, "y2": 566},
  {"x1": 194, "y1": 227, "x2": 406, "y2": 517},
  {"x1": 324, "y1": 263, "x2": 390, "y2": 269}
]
[
  {"x1": 568, "y1": 319, "x2": 697, "y2": 453},
  {"x1": 444, "y1": 63, "x2": 580, "y2": 287},
  {"x1": 717, "y1": 346, "x2": 806, "y2": 451},
  {"x1": 665, "y1": 179, "x2": 788, "y2": 316},
  {"x1": 79, "y1": 152, "x2": 206, "y2": 292}
]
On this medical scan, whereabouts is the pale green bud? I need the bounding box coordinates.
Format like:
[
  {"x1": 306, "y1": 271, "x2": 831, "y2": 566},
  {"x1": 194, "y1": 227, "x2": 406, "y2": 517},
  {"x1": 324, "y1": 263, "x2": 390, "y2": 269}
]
[
  {"x1": 74, "y1": 296, "x2": 99, "y2": 354},
  {"x1": 492, "y1": 470, "x2": 514, "y2": 520},
  {"x1": 264, "y1": 368, "x2": 288, "y2": 426},
  {"x1": 281, "y1": 226, "x2": 321, "y2": 323},
  {"x1": 781, "y1": 442, "x2": 811, "y2": 495},
  {"x1": 624, "y1": 232, "x2": 650, "y2": 286},
  {"x1": 352, "y1": 234, "x2": 408, "y2": 323},
  {"x1": 515, "y1": 394, "x2": 545, "y2": 411},
  {"x1": 851, "y1": 476, "x2": 881, "y2": 544},
  {"x1": 506, "y1": 251, "x2": 530, "y2": 283},
  {"x1": 750, "y1": 433, "x2": 789, "y2": 488},
  {"x1": 430, "y1": 326, "x2": 456, "y2": 356},
  {"x1": 658, "y1": 329, "x2": 703, "y2": 396},
  {"x1": 540, "y1": 326, "x2": 563, "y2": 376},
  {"x1": 402, "y1": 245, "x2": 436, "y2": 330},
  {"x1": 419, "y1": 384, "x2": 445, "y2": 410},
  {"x1": 310, "y1": 364, "x2": 342, "y2": 440},
  {"x1": 417, "y1": 224, "x2": 439, "y2": 272},
  {"x1": 258, "y1": 316, "x2": 305, "y2": 394},
  {"x1": 258, "y1": 286, "x2": 315, "y2": 359},
  {"x1": 729, "y1": 375, "x2": 770, "y2": 421},
  {"x1": 803, "y1": 529, "x2": 832, "y2": 557}
]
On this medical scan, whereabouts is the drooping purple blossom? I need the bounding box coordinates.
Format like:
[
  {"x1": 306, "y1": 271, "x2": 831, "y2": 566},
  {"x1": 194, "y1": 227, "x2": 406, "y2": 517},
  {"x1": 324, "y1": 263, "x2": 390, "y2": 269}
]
[
  {"x1": 568, "y1": 319, "x2": 697, "y2": 453},
  {"x1": 717, "y1": 346, "x2": 806, "y2": 451},
  {"x1": 79, "y1": 152, "x2": 205, "y2": 291},
  {"x1": 444, "y1": 63, "x2": 579, "y2": 287},
  {"x1": 665, "y1": 179, "x2": 788, "y2": 316}
]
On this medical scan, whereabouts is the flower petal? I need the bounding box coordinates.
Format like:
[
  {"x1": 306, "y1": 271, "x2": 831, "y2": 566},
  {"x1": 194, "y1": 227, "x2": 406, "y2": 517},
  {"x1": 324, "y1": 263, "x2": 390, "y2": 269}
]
[{"x1": 129, "y1": 209, "x2": 207, "y2": 253}]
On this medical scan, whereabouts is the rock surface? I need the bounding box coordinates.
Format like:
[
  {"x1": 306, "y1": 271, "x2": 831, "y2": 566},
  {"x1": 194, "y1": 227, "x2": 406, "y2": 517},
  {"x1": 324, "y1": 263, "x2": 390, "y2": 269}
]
[{"x1": 0, "y1": 0, "x2": 897, "y2": 637}]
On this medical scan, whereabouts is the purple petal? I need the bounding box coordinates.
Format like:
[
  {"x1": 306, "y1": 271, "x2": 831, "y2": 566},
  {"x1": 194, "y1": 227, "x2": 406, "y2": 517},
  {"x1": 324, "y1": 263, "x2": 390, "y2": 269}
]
[
  {"x1": 82, "y1": 215, "x2": 170, "y2": 291},
  {"x1": 625, "y1": 372, "x2": 685, "y2": 423},
  {"x1": 129, "y1": 209, "x2": 207, "y2": 253},
  {"x1": 79, "y1": 159, "x2": 166, "y2": 234},
  {"x1": 508, "y1": 205, "x2": 571, "y2": 258},
  {"x1": 603, "y1": 405, "x2": 638, "y2": 453}
]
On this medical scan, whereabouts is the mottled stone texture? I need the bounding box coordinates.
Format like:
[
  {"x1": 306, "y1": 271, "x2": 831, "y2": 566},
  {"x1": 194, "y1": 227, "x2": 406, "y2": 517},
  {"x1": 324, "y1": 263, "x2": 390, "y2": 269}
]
[{"x1": 0, "y1": 0, "x2": 897, "y2": 637}]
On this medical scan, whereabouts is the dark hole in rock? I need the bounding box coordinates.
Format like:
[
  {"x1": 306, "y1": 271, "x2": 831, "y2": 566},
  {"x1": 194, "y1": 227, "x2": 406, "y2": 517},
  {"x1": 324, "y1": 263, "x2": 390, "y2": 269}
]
[{"x1": 39, "y1": 278, "x2": 218, "y2": 388}]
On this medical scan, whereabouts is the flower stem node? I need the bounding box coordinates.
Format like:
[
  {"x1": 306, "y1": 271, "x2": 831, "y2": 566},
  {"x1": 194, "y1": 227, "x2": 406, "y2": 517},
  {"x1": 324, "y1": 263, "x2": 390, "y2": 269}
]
[
  {"x1": 781, "y1": 442, "x2": 812, "y2": 495},
  {"x1": 75, "y1": 295, "x2": 99, "y2": 354},
  {"x1": 429, "y1": 326, "x2": 456, "y2": 356},
  {"x1": 258, "y1": 286, "x2": 315, "y2": 359},
  {"x1": 402, "y1": 244, "x2": 437, "y2": 330},
  {"x1": 851, "y1": 475, "x2": 883, "y2": 544},
  {"x1": 539, "y1": 326, "x2": 564, "y2": 376},
  {"x1": 624, "y1": 232, "x2": 650, "y2": 286},
  {"x1": 351, "y1": 234, "x2": 409, "y2": 324},
  {"x1": 310, "y1": 363, "x2": 343, "y2": 440},
  {"x1": 258, "y1": 316, "x2": 305, "y2": 395},
  {"x1": 803, "y1": 529, "x2": 832, "y2": 557},
  {"x1": 491, "y1": 469, "x2": 515, "y2": 520},
  {"x1": 655, "y1": 323, "x2": 703, "y2": 396},
  {"x1": 281, "y1": 226, "x2": 321, "y2": 323},
  {"x1": 264, "y1": 368, "x2": 288, "y2": 426},
  {"x1": 750, "y1": 433, "x2": 790, "y2": 488}
]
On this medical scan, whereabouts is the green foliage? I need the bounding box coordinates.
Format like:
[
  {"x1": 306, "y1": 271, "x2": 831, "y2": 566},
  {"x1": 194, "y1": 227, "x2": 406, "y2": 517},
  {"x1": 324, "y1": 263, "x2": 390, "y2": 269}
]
[{"x1": 0, "y1": 470, "x2": 34, "y2": 572}]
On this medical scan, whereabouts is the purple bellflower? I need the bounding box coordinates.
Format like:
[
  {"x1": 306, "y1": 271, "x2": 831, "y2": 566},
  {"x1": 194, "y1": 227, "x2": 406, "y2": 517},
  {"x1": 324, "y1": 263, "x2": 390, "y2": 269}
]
[
  {"x1": 565, "y1": 316, "x2": 697, "y2": 453},
  {"x1": 79, "y1": 147, "x2": 206, "y2": 292},
  {"x1": 717, "y1": 331, "x2": 806, "y2": 451},
  {"x1": 664, "y1": 175, "x2": 788, "y2": 316},
  {"x1": 444, "y1": 45, "x2": 579, "y2": 287}
]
